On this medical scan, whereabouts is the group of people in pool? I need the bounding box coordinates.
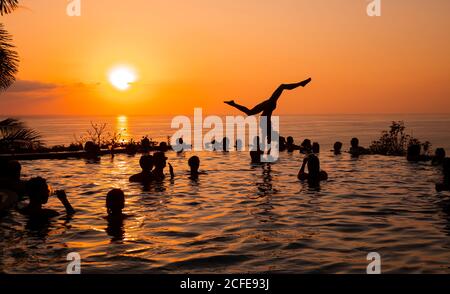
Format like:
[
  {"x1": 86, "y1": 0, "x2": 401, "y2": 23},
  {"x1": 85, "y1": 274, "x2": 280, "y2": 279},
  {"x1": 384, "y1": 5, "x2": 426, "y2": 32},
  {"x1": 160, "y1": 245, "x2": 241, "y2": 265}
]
[{"x1": 0, "y1": 151, "x2": 206, "y2": 221}]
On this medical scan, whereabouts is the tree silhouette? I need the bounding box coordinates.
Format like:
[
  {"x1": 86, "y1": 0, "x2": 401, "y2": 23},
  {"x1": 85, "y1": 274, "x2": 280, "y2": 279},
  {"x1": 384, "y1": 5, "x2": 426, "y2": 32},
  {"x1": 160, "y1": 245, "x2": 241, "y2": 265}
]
[{"x1": 0, "y1": 0, "x2": 19, "y2": 91}]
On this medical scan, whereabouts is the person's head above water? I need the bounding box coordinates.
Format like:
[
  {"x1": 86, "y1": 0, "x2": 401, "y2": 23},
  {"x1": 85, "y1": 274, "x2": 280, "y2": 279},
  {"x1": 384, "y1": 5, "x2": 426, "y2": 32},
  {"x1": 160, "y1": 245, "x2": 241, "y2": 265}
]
[
  {"x1": 26, "y1": 177, "x2": 50, "y2": 205},
  {"x1": 443, "y1": 158, "x2": 450, "y2": 176},
  {"x1": 407, "y1": 144, "x2": 421, "y2": 161},
  {"x1": 188, "y1": 156, "x2": 200, "y2": 173},
  {"x1": 435, "y1": 148, "x2": 446, "y2": 160},
  {"x1": 334, "y1": 142, "x2": 343, "y2": 153},
  {"x1": 153, "y1": 152, "x2": 167, "y2": 169},
  {"x1": 350, "y1": 138, "x2": 359, "y2": 148},
  {"x1": 139, "y1": 155, "x2": 154, "y2": 172},
  {"x1": 302, "y1": 139, "x2": 312, "y2": 148},
  {"x1": 312, "y1": 142, "x2": 320, "y2": 154},
  {"x1": 307, "y1": 154, "x2": 321, "y2": 178},
  {"x1": 7, "y1": 160, "x2": 21, "y2": 181},
  {"x1": 106, "y1": 189, "x2": 125, "y2": 215},
  {"x1": 286, "y1": 136, "x2": 294, "y2": 145}
]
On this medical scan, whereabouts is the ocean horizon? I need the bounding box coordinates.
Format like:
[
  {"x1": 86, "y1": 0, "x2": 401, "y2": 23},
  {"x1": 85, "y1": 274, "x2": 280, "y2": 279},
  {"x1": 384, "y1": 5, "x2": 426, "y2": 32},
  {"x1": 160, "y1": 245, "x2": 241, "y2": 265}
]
[{"x1": 2, "y1": 113, "x2": 449, "y2": 151}]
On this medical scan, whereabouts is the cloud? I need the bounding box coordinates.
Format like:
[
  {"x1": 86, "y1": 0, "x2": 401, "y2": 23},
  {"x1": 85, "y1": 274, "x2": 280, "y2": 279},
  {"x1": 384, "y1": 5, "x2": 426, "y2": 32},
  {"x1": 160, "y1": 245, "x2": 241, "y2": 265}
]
[{"x1": 5, "y1": 80, "x2": 59, "y2": 93}]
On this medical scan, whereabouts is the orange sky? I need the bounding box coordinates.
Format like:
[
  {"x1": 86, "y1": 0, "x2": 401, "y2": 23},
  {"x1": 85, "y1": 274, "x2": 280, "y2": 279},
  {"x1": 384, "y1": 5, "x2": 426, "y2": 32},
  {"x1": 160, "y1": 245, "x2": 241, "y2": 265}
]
[{"x1": 1, "y1": 0, "x2": 449, "y2": 115}]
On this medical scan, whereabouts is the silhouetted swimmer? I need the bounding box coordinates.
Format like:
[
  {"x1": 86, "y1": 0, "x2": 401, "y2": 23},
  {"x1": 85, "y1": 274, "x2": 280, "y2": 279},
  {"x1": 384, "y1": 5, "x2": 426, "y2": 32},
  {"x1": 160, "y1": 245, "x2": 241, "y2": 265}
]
[
  {"x1": 141, "y1": 136, "x2": 151, "y2": 153},
  {"x1": 159, "y1": 142, "x2": 169, "y2": 152},
  {"x1": 84, "y1": 141, "x2": 100, "y2": 159},
  {"x1": 436, "y1": 158, "x2": 450, "y2": 192},
  {"x1": 125, "y1": 141, "x2": 138, "y2": 155},
  {"x1": 0, "y1": 160, "x2": 21, "y2": 212},
  {"x1": 106, "y1": 189, "x2": 127, "y2": 218},
  {"x1": 300, "y1": 139, "x2": 312, "y2": 154},
  {"x1": 333, "y1": 141, "x2": 343, "y2": 155},
  {"x1": 407, "y1": 144, "x2": 431, "y2": 162},
  {"x1": 286, "y1": 136, "x2": 300, "y2": 153},
  {"x1": 224, "y1": 79, "x2": 311, "y2": 144},
  {"x1": 235, "y1": 139, "x2": 244, "y2": 151},
  {"x1": 0, "y1": 160, "x2": 25, "y2": 195},
  {"x1": 105, "y1": 189, "x2": 128, "y2": 240},
  {"x1": 432, "y1": 148, "x2": 446, "y2": 166},
  {"x1": 250, "y1": 136, "x2": 264, "y2": 164},
  {"x1": 129, "y1": 155, "x2": 154, "y2": 183},
  {"x1": 298, "y1": 154, "x2": 328, "y2": 186},
  {"x1": 188, "y1": 156, "x2": 206, "y2": 179},
  {"x1": 152, "y1": 152, "x2": 174, "y2": 180},
  {"x1": 349, "y1": 138, "x2": 370, "y2": 157},
  {"x1": 19, "y1": 177, "x2": 75, "y2": 219},
  {"x1": 312, "y1": 142, "x2": 320, "y2": 154},
  {"x1": 222, "y1": 137, "x2": 230, "y2": 152}
]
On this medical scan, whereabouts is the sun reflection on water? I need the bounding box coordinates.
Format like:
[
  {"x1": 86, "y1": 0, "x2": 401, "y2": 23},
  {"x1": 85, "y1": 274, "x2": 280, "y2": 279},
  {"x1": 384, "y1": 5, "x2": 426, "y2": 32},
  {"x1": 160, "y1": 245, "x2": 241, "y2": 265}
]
[{"x1": 116, "y1": 115, "x2": 130, "y2": 143}]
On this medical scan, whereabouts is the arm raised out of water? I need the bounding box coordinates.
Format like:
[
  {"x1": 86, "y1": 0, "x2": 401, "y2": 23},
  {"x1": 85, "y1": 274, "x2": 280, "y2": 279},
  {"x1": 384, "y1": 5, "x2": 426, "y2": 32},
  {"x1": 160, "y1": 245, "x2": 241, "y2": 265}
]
[{"x1": 56, "y1": 190, "x2": 76, "y2": 215}]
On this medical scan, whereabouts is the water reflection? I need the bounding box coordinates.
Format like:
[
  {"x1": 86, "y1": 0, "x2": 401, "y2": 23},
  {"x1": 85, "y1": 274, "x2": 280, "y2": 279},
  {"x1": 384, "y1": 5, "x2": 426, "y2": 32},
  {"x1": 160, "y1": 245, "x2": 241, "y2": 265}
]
[{"x1": 116, "y1": 115, "x2": 130, "y2": 143}]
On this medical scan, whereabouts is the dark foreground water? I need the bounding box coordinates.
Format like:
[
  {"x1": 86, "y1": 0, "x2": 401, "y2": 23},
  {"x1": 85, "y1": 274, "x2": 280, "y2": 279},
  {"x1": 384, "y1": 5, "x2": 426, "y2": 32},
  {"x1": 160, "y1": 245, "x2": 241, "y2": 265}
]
[{"x1": 1, "y1": 150, "x2": 449, "y2": 274}]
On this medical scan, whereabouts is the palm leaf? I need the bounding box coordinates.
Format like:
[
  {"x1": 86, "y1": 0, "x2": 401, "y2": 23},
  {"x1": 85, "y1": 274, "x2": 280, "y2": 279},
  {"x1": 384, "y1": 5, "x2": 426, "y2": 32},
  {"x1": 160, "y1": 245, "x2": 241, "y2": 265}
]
[
  {"x1": 0, "y1": 23, "x2": 19, "y2": 91},
  {"x1": 0, "y1": 118, "x2": 42, "y2": 151},
  {"x1": 0, "y1": 0, "x2": 18, "y2": 15}
]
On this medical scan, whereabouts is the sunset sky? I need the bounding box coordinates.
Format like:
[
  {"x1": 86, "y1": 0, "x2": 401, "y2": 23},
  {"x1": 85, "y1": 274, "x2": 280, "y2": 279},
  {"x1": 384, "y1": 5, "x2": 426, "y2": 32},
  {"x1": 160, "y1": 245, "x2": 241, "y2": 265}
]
[{"x1": 1, "y1": 0, "x2": 449, "y2": 115}]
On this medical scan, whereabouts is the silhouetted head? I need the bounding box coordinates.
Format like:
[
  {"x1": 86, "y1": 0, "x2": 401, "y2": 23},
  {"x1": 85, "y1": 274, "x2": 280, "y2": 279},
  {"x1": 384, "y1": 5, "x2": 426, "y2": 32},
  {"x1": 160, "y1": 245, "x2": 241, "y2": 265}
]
[
  {"x1": 153, "y1": 152, "x2": 167, "y2": 169},
  {"x1": 26, "y1": 177, "x2": 50, "y2": 205},
  {"x1": 139, "y1": 155, "x2": 154, "y2": 172},
  {"x1": 159, "y1": 142, "x2": 168, "y2": 151},
  {"x1": 4, "y1": 160, "x2": 21, "y2": 181},
  {"x1": 350, "y1": 138, "x2": 359, "y2": 148},
  {"x1": 443, "y1": 158, "x2": 450, "y2": 176},
  {"x1": 287, "y1": 136, "x2": 294, "y2": 145},
  {"x1": 407, "y1": 144, "x2": 421, "y2": 162},
  {"x1": 222, "y1": 137, "x2": 229, "y2": 151},
  {"x1": 307, "y1": 154, "x2": 321, "y2": 179},
  {"x1": 106, "y1": 189, "x2": 125, "y2": 215},
  {"x1": 188, "y1": 156, "x2": 200, "y2": 173},
  {"x1": 141, "y1": 137, "x2": 151, "y2": 149},
  {"x1": 177, "y1": 138, "x2": 184, "y2": 145},
  {"x1": 334, "y1": 142, "x2": 343, "y2": 154},
  {"x1": 312, "y1": 142, "x2": 320, "y2": 154},
  {"x1": 301, "y1": 139, "x2": 312, "y2": 149},
  {"x1": 85, "y1": 141, "x2": 99, "y2": 152},
  {"x1": 435, "y1": 148, "x2": 446, "y2": 160}
]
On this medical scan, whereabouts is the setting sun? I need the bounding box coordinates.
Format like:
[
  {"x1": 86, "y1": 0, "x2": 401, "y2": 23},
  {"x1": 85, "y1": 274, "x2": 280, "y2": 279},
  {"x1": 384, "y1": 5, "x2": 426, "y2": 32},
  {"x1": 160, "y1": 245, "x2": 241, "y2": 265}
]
[{"x1": 108, "y1": 66, "x2": 137, "y2": 91}]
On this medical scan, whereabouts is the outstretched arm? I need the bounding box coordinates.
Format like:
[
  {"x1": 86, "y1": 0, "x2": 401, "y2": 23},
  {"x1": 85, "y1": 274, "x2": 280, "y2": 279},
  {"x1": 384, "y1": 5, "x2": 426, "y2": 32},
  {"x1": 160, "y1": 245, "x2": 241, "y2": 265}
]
[{"x1": 270, "y1": 78, "x2": 312, "y2": 101}]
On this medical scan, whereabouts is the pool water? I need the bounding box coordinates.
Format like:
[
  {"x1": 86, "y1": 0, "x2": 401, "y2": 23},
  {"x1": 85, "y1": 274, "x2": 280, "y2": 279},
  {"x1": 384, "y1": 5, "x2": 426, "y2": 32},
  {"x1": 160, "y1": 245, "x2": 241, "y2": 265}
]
[{"x1": 1, "y1": 150, "x2": 449, "y2": 274}]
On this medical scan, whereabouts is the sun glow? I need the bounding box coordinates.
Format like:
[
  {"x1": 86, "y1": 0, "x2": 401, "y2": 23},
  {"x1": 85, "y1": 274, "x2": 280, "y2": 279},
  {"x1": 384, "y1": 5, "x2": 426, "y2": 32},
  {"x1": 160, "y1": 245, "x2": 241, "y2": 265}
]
[{"x1": 108, "y1": 66, "x2": 137, "y2": 91}]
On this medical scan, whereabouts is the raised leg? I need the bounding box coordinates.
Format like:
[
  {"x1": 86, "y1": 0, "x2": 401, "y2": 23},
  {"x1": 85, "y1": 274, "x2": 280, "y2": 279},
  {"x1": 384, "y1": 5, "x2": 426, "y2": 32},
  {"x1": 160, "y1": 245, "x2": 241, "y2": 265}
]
[{"x1": 269, "y1": 78, "x2": 311, "y2": 102}]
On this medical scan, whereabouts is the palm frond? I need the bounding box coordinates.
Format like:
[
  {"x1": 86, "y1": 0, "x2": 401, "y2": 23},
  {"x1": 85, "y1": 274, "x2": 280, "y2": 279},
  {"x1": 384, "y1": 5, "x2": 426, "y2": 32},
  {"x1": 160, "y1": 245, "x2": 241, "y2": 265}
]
[
  {"x1": 0, "y1": 0, "x2": 18, "y2": 15},
  {"x1": 0, "y1": 23, "x2": 19, "y2": 91},
  {"x1": 0, "y1": 118, "x2": 42, "y2": 152}
]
